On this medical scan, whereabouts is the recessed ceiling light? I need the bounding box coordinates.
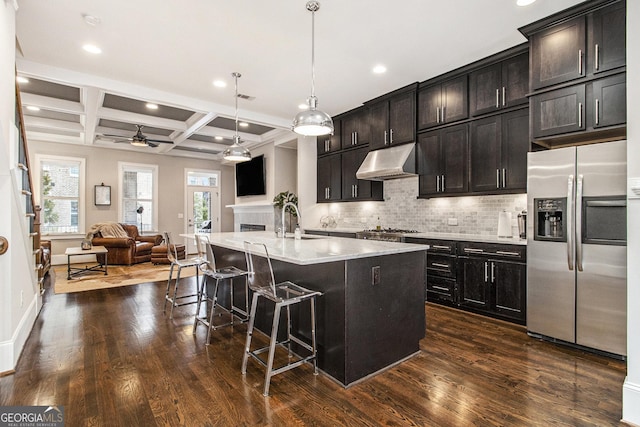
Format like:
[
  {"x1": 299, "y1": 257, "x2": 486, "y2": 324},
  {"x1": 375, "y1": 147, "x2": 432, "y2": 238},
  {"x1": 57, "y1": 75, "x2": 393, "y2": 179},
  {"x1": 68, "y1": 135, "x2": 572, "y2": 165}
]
[
  {"x1": 83, "y1": 44, "x2": 102, "y2": 54},
  {"x1": 213, "y1": 80, "x2": 227, "y2": 88},
  {"x1": 372, "y1": 64, "x2": 387, "y2": 74},
  {"x1": 239, "y1": 122, "x2": 249, "y2": 128},
  {"x1": 298, "y1": 103, "x2": 309, "y2": 110},
  {"x1": 146, "y1": 103, "x2": 158, "y2": 110},
  {"x1": 517, "y1": 0, "x2": 536, "y2": 6},
  {"x1": 16, "y1": 76, "x2": 29, "y2": 84},
  {"x1": 214, "y1": 136, "x2": 224, "y2": 141},
  {"x1": 26, "y1": 106, "x2": 40, "y2": 111}
]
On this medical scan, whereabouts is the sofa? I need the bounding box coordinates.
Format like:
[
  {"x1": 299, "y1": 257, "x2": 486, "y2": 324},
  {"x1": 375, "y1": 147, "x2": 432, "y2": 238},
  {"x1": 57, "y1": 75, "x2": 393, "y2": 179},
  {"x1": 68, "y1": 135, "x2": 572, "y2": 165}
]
[{"x1": 90, "y1": 223, "x2": 162, "y2": 265}]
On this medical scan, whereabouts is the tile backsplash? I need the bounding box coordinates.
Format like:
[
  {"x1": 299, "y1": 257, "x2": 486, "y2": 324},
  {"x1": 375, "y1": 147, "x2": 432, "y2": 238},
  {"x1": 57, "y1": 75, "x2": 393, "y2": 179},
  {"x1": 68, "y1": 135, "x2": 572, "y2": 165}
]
[{"x1": 324, "y1": 177, "x2": 527, "y2": 236}]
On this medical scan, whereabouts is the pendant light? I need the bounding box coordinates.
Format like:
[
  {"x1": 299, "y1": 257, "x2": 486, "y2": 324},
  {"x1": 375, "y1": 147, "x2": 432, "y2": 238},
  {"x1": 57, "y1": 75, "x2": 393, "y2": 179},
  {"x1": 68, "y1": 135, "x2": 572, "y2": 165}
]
[
  {"x1": 292, "y1": 1, "x2": 334, "y2": 137},
  {"x1": 223, "y1": 72, "x2": 251, "y2": 162}
]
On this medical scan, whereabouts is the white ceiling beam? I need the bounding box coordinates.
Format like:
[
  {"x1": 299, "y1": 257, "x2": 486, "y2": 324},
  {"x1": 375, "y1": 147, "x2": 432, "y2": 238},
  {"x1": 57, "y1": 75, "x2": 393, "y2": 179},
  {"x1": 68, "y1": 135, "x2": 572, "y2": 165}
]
[
  {"x1": 170, "y1": 112, "x2": 217, "y2": 146},
  {"x1": 25, "y1": 131, "x2": 82, "y2": 145},
  {"x1": 23, "y1": 116, "x2": 83, "y2": 132},
  {"x1": 19, "y1": 93, "x2": 83, "y2": 115},
  {"x1": 82, "y1": 87, "x2": 103, "y2": 145}
]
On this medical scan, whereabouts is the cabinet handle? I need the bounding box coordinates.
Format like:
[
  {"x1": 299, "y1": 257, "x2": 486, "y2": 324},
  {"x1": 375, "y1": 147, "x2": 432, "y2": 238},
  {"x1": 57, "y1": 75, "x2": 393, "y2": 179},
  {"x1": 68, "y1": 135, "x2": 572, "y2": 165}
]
[
  {"x1": 491, "y1": 262, "x2": 495, "y2": 283},
  {"x1": 595, "y1": 98, "x2": 600, "y2": 125},
  {"x1": 496, "y1": 89, "x2": 500, "y2": 108},
  {"x1": 464, "y1": 248, "x2": 484, "y2": 254},
  {"x1": 595, "y1": 43, "x2": 599, "y2": 71},
  {"x1": 502, "y1": 87, "x2": 506, "y2": 107},
  {"x1": 496, "y1": 251, "x2": 520, "y2": 257},
  {"x1": 432, "y1": 285, "x2": 450, "y2": 292},
  {"x1": 390, "y1": 128, "x2": 394, "y2": 144},
  {"x1": 496, "y1": 169, "x2": 500, "y2": 189},
  {"x1": 355, "y1": 184, "x2": 358, "y2": 198},
  {"x1": 355, "y1": 131, "x2": 358, "y2": 145},
  {"x1": 437, "y1": 175, "x2": 440, "y2": 192},
  {"x1": 432, "y1": 262, "x2": 450, "y2": 269},
  {"x1": 502, "y1": 168, "x2": 506, "y2": 188},
  {"x1": 384, "y1": 130, "x2": 388, "y2": 145},
  {"x1": 484, "y1": 262, "x2": 489, "y2": 282},
  {"x1": 578, "y1": 102, "x2": 583, "y2": 128},
  {"x1": 436, "y1": 107, "x2": 440, "y2": 124},
  {"x1": 441, "y1": 106, "x2": 445, "y2": 123},
  {"x1": 578, "y1": 49, "x2": 583, "y2": 75},
  {"x1": 441, "y1": 175, "x2": 445, "y2": 192},
  {"x1": 432, "y1": 245, "x2": 451, "y2": 250}
]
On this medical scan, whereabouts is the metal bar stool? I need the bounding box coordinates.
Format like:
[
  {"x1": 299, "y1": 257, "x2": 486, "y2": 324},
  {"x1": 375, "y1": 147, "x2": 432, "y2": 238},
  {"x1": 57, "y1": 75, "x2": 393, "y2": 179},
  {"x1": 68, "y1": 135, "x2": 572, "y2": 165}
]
[
  {"x1": 241, "y1": 241, "x2": 322, "y2": 396},
  {"x1": 192, "y1": 234, "x2": 249, "y2": 344},
  {"x1": 162, "y1": 232, "x2": 202, "y2": 319}
]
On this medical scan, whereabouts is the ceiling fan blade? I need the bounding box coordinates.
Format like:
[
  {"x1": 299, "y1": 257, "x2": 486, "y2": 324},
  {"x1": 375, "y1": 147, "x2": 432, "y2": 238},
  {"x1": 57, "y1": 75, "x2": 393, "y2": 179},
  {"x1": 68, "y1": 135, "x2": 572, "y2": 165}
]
[
  {"x1": 145, "y1": 138, "x2": 173, "y2": 144},
  {"x1": 101, "y1": 134, "x2": 132, "y2": 140},
  {"x1": 147, "y1": 142, "x2": 159, "y2": 148}
]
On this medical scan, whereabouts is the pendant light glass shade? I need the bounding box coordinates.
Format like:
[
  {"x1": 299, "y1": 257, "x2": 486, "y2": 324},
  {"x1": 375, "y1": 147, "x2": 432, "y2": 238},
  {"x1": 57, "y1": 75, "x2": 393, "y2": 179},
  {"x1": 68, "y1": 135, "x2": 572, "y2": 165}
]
[
  {"x1": 292, "y1": 1, "x2": 333, "y2": 137},
  {"x1": 223, "y1": 72, "x2": 251, "y2": 162}
]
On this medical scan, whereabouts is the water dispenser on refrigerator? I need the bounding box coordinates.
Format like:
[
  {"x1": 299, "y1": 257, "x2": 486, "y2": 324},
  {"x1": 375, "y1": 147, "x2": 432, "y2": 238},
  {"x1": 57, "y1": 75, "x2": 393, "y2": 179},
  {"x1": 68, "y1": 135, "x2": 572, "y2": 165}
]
[{"x1": 534, "y1": 198, "x2": 565, "y2": 241}]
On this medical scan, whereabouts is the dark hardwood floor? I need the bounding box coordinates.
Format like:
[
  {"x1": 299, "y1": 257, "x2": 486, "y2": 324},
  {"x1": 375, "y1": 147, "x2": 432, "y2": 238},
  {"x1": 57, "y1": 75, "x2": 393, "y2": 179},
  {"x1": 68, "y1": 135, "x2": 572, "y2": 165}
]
[{"x1": 0, "y1": 270, "x2": 628, "y2": 426}]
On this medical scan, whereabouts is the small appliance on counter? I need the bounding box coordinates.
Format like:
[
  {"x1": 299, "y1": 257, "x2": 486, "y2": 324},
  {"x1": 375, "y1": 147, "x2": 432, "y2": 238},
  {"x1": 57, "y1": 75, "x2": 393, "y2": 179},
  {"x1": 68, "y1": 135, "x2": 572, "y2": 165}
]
[
  {"x1": 497, "y1": 210, "x2": 512, "y2": 238},
  {"x1": 517, "y1": 210, "x2": 527, "y2": 239}
]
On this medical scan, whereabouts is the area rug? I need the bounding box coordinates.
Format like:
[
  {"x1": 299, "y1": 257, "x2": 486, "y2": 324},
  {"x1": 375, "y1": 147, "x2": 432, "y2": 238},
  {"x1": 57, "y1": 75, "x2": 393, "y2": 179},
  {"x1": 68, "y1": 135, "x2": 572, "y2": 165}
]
[{"x1": 53, "y1": 262, "x2": 197, "y2": 294}]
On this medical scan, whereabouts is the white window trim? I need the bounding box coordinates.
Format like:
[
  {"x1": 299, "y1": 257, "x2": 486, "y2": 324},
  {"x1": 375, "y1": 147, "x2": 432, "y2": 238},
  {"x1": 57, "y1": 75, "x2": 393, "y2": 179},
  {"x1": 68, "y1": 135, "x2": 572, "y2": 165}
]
[
  {"x1": 34, "y1": 153, "x2": 86, "y2": 237},
  {"x1": 118, "y1": 161, "x2": 159, "y2": 232}
]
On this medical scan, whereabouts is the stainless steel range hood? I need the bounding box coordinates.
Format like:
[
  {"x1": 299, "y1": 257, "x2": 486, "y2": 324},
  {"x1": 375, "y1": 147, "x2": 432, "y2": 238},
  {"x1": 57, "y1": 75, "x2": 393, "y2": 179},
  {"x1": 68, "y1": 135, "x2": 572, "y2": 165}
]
[{"x1": 355, "y1": 143, "x2": 416, "y2": 181}]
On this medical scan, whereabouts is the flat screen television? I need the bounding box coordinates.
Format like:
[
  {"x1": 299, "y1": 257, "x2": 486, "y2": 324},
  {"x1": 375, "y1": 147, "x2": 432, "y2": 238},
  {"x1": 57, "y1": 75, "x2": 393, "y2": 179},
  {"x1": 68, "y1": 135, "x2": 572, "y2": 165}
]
[{"x1": 235, "y1": 155, "x2": 266, "y2": 196}]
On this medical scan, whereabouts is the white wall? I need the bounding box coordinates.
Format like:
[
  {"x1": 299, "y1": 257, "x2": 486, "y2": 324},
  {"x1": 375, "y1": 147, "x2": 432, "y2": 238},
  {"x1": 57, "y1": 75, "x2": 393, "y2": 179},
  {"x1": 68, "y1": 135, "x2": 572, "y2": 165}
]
[
  {"x1": 622, "y1": 0, "x2": 640, "y2": 424},
  {"x1": 0, "y1": 0, "x2": 41, "y2": 374},
  {"x1": 28, "y1": 140, "x2": 235, "y2": 260}
]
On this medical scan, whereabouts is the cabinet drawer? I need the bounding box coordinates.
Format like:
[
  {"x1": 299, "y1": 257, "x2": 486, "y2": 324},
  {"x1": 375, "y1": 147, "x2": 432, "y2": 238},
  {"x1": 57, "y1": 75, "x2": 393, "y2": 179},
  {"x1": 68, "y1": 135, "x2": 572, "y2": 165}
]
[
  {"x1": 457, "y1": 242, "x2": 526, "y2": 262},
  {"x1": 404, "y1": 238, "x2": 457, "y2": 255},
  {"x1": 427, "y1": 254, "x2": 456, "y2": 278},
  {"x1": 426, "y1": 275, "x2": 456, "y2": 303}
]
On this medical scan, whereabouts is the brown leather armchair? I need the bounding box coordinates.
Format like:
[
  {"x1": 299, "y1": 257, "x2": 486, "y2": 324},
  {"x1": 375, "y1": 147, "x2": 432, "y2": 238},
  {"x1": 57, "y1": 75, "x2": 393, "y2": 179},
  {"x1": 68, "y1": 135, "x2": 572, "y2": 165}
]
[{"x1": 91, "y1": 223, "x2": 162, "y2": 265}]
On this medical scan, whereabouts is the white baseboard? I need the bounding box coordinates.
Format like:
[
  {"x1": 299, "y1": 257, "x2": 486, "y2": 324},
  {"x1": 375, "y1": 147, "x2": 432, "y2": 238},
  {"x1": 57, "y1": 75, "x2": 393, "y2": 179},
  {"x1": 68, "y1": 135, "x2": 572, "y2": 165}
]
[
  {"x1": 0, "y1": 292, "x2": 40, "y2": 374},
  {"x1": 623, "y1": 377, "x2": 640, "y2": 426}
]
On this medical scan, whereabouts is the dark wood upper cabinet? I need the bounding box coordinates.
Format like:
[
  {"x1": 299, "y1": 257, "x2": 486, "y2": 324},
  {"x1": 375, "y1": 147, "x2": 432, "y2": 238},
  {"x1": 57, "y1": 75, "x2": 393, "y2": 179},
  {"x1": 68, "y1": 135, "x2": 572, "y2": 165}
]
[
  {"x1": 317, "y1": 119, "x2": 341, "y2": 155},
  {"x1": 418, "y1": 76, "x2": 468, "y2": 130},
  {"x1": 528, "y1": 0, "x2": 625, "y2": 91},
  {"x1": 500, "y1": 109, "x2": 529, "y2": 191},
  {"x1": 317, "y1": 154, "x2": 342, "y2": 202},
  {"x1": 589, "y1": 73, "x2": 626, "y2": 129},
  {"x1": 368, "y1": 86, "x2": 417, "y2": 150},
  {"x1": 470, "y1": 52, "x2": 528, "y2": 116},
  {"x1": 530, "y1": 16, "x2": 586, "y2": 90},
  {"x1": 341, "y1": 108, "x2": 370, "y2": 149},
  {"x1": 589, "y1": 0, "x2": 626, "y2": 75},
  {"x1": 532, "y1": 85, "x2": 586, "y2": 138},
  {"x1": 417, "y1": 123, "x2": 468, "y2": 197}
]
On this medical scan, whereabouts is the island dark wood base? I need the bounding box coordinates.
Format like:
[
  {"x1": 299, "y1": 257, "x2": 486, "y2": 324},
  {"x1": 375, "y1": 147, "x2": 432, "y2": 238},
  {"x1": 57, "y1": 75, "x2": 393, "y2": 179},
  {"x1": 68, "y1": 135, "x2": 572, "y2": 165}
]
[{"x1": 209, "y1": 245, "x2": 426, "y2": 386}]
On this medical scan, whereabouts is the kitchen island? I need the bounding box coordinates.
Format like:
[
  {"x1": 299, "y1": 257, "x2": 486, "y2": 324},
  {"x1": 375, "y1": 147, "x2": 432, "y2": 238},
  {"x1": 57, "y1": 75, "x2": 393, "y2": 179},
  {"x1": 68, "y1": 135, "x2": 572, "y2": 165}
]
[{"x1": 196, "y1": 231, "x2": 428, "y2": 387}]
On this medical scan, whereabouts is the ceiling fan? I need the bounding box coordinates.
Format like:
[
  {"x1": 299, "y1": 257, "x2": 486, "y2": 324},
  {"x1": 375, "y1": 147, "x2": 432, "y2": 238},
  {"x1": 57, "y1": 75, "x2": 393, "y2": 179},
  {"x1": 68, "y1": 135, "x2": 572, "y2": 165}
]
[{"x1": 101, "y1": 125, "x2": 173, "y2": 148}]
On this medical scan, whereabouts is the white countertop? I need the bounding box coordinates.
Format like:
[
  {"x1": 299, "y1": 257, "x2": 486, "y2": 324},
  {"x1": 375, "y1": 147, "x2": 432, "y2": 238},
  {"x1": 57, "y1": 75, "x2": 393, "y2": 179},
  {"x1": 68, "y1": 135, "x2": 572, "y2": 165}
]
[
  {"x1": 188, "y1": 231, "x2": 428, "y2": 265},
  {"x1": 305, "y1": 228, "x2": 526, "y2": 246}
]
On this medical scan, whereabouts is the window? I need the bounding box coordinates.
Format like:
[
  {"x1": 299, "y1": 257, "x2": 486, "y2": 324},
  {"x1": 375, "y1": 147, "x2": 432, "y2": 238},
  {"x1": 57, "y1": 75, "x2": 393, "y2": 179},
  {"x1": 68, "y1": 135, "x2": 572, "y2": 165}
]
[
  {"x1": 119, "y1": 162, "x2": 158, "y2": 232},
  {"x1": 36, "y1": 155, "x2": 85, "y2": 235}
]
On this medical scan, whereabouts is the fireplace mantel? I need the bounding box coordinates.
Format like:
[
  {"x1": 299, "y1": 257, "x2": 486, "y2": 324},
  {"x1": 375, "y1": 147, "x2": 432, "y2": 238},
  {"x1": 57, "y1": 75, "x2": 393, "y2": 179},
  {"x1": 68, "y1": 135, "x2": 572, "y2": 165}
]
[{"x1": 227, "y1": 204, "x2": 275, "y2": 232}]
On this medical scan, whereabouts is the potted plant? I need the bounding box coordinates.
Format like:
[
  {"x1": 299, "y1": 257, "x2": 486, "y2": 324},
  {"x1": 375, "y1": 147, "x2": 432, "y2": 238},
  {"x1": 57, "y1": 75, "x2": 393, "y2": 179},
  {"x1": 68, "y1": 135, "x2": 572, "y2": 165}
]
[{"x1": 273, "y1": 191, "x2": 298, "y2": 233}]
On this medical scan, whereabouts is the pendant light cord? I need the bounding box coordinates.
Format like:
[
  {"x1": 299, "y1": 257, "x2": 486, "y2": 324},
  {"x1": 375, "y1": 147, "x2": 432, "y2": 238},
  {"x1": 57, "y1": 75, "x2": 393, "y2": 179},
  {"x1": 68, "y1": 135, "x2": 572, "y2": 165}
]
[
  {"x1": 310, "y1": 8, "x2": 316, "y2": 98},
  {"x1": 234, "y1": 72, "x2": 239, "y2": 137}
]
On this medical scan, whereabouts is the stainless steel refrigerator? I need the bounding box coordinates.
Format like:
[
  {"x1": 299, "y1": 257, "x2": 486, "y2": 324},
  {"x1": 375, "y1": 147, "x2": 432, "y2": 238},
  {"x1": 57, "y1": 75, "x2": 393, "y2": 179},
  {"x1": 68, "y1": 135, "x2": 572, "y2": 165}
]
[{"x1": 527, "y1": 140, "x2": 627, "y2": 357}]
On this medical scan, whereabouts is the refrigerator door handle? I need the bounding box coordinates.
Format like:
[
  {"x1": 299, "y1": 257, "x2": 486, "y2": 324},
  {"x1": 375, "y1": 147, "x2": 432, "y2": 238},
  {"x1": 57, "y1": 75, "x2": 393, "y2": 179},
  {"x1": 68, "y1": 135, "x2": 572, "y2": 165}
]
[
  {"x1": 576, "y1": 174, "x2": 584, "y2": 272},
  {"x1": 567, "y1": 175, "x2": 575, "y2": 271}
]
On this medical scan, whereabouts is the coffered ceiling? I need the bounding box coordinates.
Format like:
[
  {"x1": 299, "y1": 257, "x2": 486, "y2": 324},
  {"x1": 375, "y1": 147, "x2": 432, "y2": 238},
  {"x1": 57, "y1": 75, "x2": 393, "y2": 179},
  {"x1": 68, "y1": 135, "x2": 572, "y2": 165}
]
[{"x1": 14, "y1": 0, "x2": 585, "y2": 160}]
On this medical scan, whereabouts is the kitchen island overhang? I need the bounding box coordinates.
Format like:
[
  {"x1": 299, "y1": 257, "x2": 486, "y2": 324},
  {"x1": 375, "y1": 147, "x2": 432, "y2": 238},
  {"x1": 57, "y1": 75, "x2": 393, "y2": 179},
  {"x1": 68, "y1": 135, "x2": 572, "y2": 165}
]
[{"x1": 189, "y1": 231, "x2": 428, "y2": 387}]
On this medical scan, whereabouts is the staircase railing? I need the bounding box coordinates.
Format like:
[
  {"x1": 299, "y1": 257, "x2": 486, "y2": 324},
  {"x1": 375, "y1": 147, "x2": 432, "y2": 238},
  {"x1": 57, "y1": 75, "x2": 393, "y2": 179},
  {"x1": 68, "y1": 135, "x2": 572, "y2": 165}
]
[{"x1": 15, "y1": 78, "x2": 45, "y2": 293}]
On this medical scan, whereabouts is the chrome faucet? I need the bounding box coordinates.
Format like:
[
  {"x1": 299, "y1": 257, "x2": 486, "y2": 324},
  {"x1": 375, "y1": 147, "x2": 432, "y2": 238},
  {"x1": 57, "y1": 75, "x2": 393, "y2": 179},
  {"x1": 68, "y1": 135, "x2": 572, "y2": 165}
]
[{"x1": 279, "y1": 201, "x2": 302, "y2": 237}]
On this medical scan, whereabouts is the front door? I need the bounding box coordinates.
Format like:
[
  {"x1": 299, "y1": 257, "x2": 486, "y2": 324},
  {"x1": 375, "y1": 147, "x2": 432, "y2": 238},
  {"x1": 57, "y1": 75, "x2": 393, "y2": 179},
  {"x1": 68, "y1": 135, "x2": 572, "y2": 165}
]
[{"x1": 184, "y1": 170, "x2": 220, "y2": 254}]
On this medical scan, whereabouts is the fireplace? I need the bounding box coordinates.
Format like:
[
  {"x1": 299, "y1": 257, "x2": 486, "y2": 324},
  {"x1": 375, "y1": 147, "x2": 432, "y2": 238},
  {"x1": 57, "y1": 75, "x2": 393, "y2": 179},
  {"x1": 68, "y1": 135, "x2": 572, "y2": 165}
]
[{"x1": 240, "y1": 224, "x2": 266, "y2": 232}]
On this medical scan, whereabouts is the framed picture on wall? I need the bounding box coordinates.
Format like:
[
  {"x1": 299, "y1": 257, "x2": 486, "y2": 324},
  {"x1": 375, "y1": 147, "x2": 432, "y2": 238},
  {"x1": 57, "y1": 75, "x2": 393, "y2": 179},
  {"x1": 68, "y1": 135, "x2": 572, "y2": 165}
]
[{"x1": 94, "y1": 184, "x2": 111, "y2": 206}]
